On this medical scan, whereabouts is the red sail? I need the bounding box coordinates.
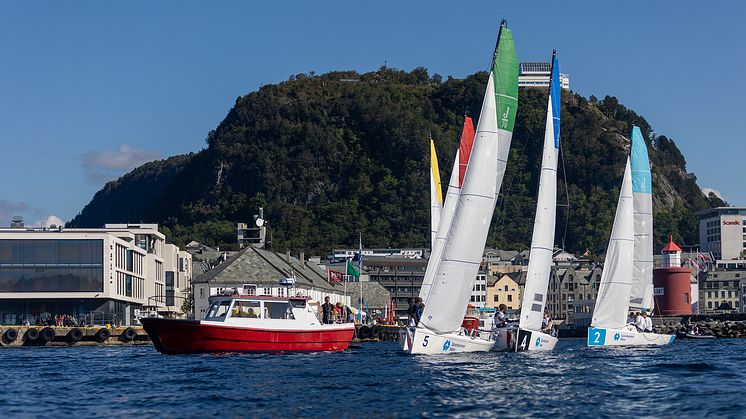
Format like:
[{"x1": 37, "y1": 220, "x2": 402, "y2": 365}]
[{"x1": 458, "y1": 116, "x2": 476, "y2": 187}]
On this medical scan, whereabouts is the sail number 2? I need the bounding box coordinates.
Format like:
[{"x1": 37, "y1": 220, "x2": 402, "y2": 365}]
[{"x1": 587, "y1": 328, "x2": 606, "y2": 346}]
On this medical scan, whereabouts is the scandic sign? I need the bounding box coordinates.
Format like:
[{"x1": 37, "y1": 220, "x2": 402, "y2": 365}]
[{"x1": 722, "y1": 220, "x2": 741, "y2": 225}]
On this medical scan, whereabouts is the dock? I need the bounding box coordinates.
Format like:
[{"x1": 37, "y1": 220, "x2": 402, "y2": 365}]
[{"x1": 1, "y1": 326, "x2": 150, "y2": 347}]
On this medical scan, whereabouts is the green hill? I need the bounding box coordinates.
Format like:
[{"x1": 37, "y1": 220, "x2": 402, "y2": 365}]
[{"x1": 68, "y1": 68, "x2": 724, "y2": 255}]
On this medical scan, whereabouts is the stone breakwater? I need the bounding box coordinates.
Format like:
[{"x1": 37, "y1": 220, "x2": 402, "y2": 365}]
[{"x1": 654, "y1": 315, "x2": 746, "y2": 338}]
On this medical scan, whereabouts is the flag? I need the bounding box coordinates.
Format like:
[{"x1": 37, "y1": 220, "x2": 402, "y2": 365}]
[
  {"x1": 328, "y1": 270, "x2": 344, "y2": 283},
  {"x1": 346, "y1": 260, "x2": 360, "y2": 279}
]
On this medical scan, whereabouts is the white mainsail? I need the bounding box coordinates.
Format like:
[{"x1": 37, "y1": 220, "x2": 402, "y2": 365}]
[
  {"x1": 591, "y1": 158, "x2": 635, "y2": 329},
  {"x1": 420, "y1": 23, "x2": 518, "y2": 334},
  {"x1": 430, "y1": 139, "x2": 443, "y2": 251},
  {"x1": 420, "y1": 117, "x2": 475, "y2": 303},
  {"x1": 629, "y1": 126, "x2": 654, "y2": 311},
  {"x1": 518, "y1": 51, "x2": 560, "y2": 332},
  {"x1": 421, "y1": 150, "x2": 458, "y2": 302}
]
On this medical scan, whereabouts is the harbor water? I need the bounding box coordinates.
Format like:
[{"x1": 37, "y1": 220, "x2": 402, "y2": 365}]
[{"x1": 2, "y1": 338, "x2": 745, "y2": 417}]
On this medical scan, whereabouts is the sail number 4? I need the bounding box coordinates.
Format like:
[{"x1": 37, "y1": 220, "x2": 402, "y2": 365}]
[{"x1": 587, "y1": 328, "x2": 606, "y2": 346}]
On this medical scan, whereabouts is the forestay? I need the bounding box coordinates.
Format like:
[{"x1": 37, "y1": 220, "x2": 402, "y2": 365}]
[
  {"x1": 421, "y1": 24, "x2": 518, "y2": 334},
  {"x1": 518, "y1": 51, "x2": 560, "y2": 332},
  {"x1": 591, "y1": 159, "x2": 635, "y2": 329}
]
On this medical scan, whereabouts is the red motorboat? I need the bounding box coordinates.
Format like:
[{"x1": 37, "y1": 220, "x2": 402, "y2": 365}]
[{"x1": 141, "y1": 295, "x2": 355, "y2": 354}]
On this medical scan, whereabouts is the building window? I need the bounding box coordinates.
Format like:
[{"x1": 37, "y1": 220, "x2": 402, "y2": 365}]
[
  {"x1": 507, "y1": 295, "x2": 513, "y2": 302},
  {"x1": 165, "y1": 272, "x2": 175, "y2": 306},
  {"x1": 494, "y1": 295, "x2": 499, "y2": 302},
  {"x1": 708, "y1": 301, "x2": 712, "y2": 309}
]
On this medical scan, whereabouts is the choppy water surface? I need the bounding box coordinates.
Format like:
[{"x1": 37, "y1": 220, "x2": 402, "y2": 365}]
[{"x1": 1, "y1": 338, "x2": 745, "y2": 417}]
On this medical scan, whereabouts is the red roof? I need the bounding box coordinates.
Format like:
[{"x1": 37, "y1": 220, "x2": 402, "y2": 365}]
[{"x1": 661, "y1": 235, "x2": 682, "y2": 252}]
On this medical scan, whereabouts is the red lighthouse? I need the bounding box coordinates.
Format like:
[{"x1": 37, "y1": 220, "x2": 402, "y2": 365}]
[{"x1": 653, "y1": 236, "x2": 693, "y2": 315}]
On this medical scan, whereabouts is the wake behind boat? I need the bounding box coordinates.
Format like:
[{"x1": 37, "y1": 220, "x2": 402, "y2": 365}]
[{"x1": 142, "y1": 294, "x2": 355, "y2": 354}]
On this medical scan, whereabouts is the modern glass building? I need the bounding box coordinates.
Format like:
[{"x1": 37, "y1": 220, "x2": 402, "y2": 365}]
[{"x1": 0, "y1": 224, "x2": 191, "y2": 326}]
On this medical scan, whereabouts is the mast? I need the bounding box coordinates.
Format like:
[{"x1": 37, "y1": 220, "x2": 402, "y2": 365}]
[
  {"x1": 518, "y1": 50, "x2": 560, "y2": 332},
  {"x1": 591, "y1": 158, "x2": 635, "y2": 329},
  {"x1": 420, "y1": 21, "x2": 518, "y2": 334},
  {"x1": 629, "y1": 126, "x2": 654, "y2": 311}
]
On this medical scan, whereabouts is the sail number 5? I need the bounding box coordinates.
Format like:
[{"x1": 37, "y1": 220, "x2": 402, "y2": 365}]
[{"x1": 422, "y1": 336, "x2": 429, "y2": 347}]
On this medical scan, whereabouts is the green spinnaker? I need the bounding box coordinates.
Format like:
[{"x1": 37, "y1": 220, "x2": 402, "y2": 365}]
[{"x1": 493, "y1": 26, "x2": 518, "y2": 133}]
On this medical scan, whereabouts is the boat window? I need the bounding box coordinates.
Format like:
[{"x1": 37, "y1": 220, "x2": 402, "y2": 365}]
[
  {"x1": 289, "y1": 299, "x2": 307, "y2": 308},
  {"x1": 232, "y1": 301, "x2": 261, "y2": 318},
  {"x1": 264, "y1": 301, "x2": 295, "y2": 320},
  {"x1": 204, "y1": 300, "x2": 231, "y2": 321}
]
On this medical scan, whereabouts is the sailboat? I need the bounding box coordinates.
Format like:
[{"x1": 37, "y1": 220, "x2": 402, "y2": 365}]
[
  {"x1": 513, "y1": 50, "x2": 561, "y2": 352},
  {"x1": 401, "y1": 117, "x2": 474, "y2": 353},
  {"x1": 587, "y1": 126, "x2": 675, "y2": 347},
  {"x1": 405, "y1": 20, "x2": 518, "y2": 355}
]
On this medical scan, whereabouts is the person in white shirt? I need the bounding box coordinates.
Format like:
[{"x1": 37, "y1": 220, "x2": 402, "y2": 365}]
[
  {"x1": 642, "y1": 311, "x2": 653, "y2": 332},
  {"x1": 634, "y1": 312, "x2": 645, "y2": 331}
]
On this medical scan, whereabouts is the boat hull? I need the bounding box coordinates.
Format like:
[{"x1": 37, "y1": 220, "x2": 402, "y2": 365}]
[
  {"x1": 587, "y1": 326, "x2": 675, "y2": 347},
  {"x1": 512, "y1": 328, "x2": 558, "y2": 352},
  {"x1": 141, "y1": 318, "x2": 355, "y2": 354},
  {"x1": 404, "y1": 326, "x2": 495, "y2": 355}
]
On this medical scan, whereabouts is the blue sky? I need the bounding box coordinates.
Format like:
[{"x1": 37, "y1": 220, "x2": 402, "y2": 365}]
[{"x1": 0, "y1": 1, "x2": 743, "y2": 225}]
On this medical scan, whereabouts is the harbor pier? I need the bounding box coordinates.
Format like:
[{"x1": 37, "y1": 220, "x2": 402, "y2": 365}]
[{"x1": 0, "y1": 326, "x2": 150, "y2": 347}]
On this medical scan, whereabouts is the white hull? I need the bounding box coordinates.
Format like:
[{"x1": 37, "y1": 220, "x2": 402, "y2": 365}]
[
  {"x1": 512, "y1": 328, "x2": 558, "y2": 352},
  {"x1": 587, "y1": 326, "x2": 675, "y2": 347},
  {"x1": 402, "y1": 326, "x2": 495, "y2": 355}
]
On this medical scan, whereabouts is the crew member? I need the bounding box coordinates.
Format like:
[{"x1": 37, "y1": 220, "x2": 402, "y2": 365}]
[
  {"x1": 541, "y1": 311, "x2": 554, "y2": 334},
  {"x1": 494, "y1": 304, "x2": 508, "y2": 328},
  {"x1": 321, "y1": 296, "x2": 334, "y2": 324}
]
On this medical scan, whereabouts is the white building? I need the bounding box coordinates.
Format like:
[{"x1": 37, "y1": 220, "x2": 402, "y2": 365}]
[
  {"x1": 518, "y1": 62, "x2": 571, "y2": 90},
  {"x1": 469, "y1": 272, "x2": 488, "y2": 308},
  {"x1": 331, "y1": 248, "x2": 424, "y2": 259},
  {"x1": 0, "y1": 223, "x2": 191, "y2": 325},
  {"x1": 698, "y1": 207, "x2": 746, "y2": 261}
]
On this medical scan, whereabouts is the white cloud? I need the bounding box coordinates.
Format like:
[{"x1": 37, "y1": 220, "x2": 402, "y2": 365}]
[
  {"x1": 80, "y1": 144, "x2": 160, "y2": 184},
  {"x1": 44, "y1": 215, "x2": 65, "y2": 228},
  {"x1": 702, "y1": 187, "x2": 725, "y2": 201}
]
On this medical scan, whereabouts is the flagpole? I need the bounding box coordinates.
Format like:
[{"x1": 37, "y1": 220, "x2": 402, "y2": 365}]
[
  {"x1": 344, "y1": 257, "x2": 348, "y2": 304},
  {"x1": 359, "y1": 232, "x2": 363, "y2": 324}
]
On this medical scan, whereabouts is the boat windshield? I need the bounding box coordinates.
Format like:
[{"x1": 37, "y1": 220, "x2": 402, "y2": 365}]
[
  {"x1": 232, "y1": 301, "x2": 261, "y2": 318},
  {"x1": 204, "y1": 300, "x2": 231, "y2": 321},
  {"x1": 265, "y1": 301, "x2": 295, "y2": 320}
]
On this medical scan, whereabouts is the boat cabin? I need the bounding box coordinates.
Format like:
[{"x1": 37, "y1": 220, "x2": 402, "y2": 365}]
[{"x1": 203, "y1": 295, "x2": 321, "y2": 326}]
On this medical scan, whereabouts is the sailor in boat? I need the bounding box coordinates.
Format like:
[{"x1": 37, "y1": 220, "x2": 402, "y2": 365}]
[
  {"x1": 321, "y1": 296, "x2": 334, "y2": 324},
  {"x1": 627, "y1": 311, "x2": 637, "y2": 326},
  {"x1": 541, "y1": 311, "x2": 554, "y2": 335},
  {"x1": 406, "y1": 298, "x2": 416, "y2": 327},
  {"x1": 634, "y1": 309, "x2": 653, "y2": 332},
  {"x1": 413, "y1": 297, "x2": 424, "y2": 326},
  {"x1": 494, "y1": 304, "x2": 508, "y2": 328},
  {"x1": 642, "y1": 311, "x2": 653, "y2": 332}
]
